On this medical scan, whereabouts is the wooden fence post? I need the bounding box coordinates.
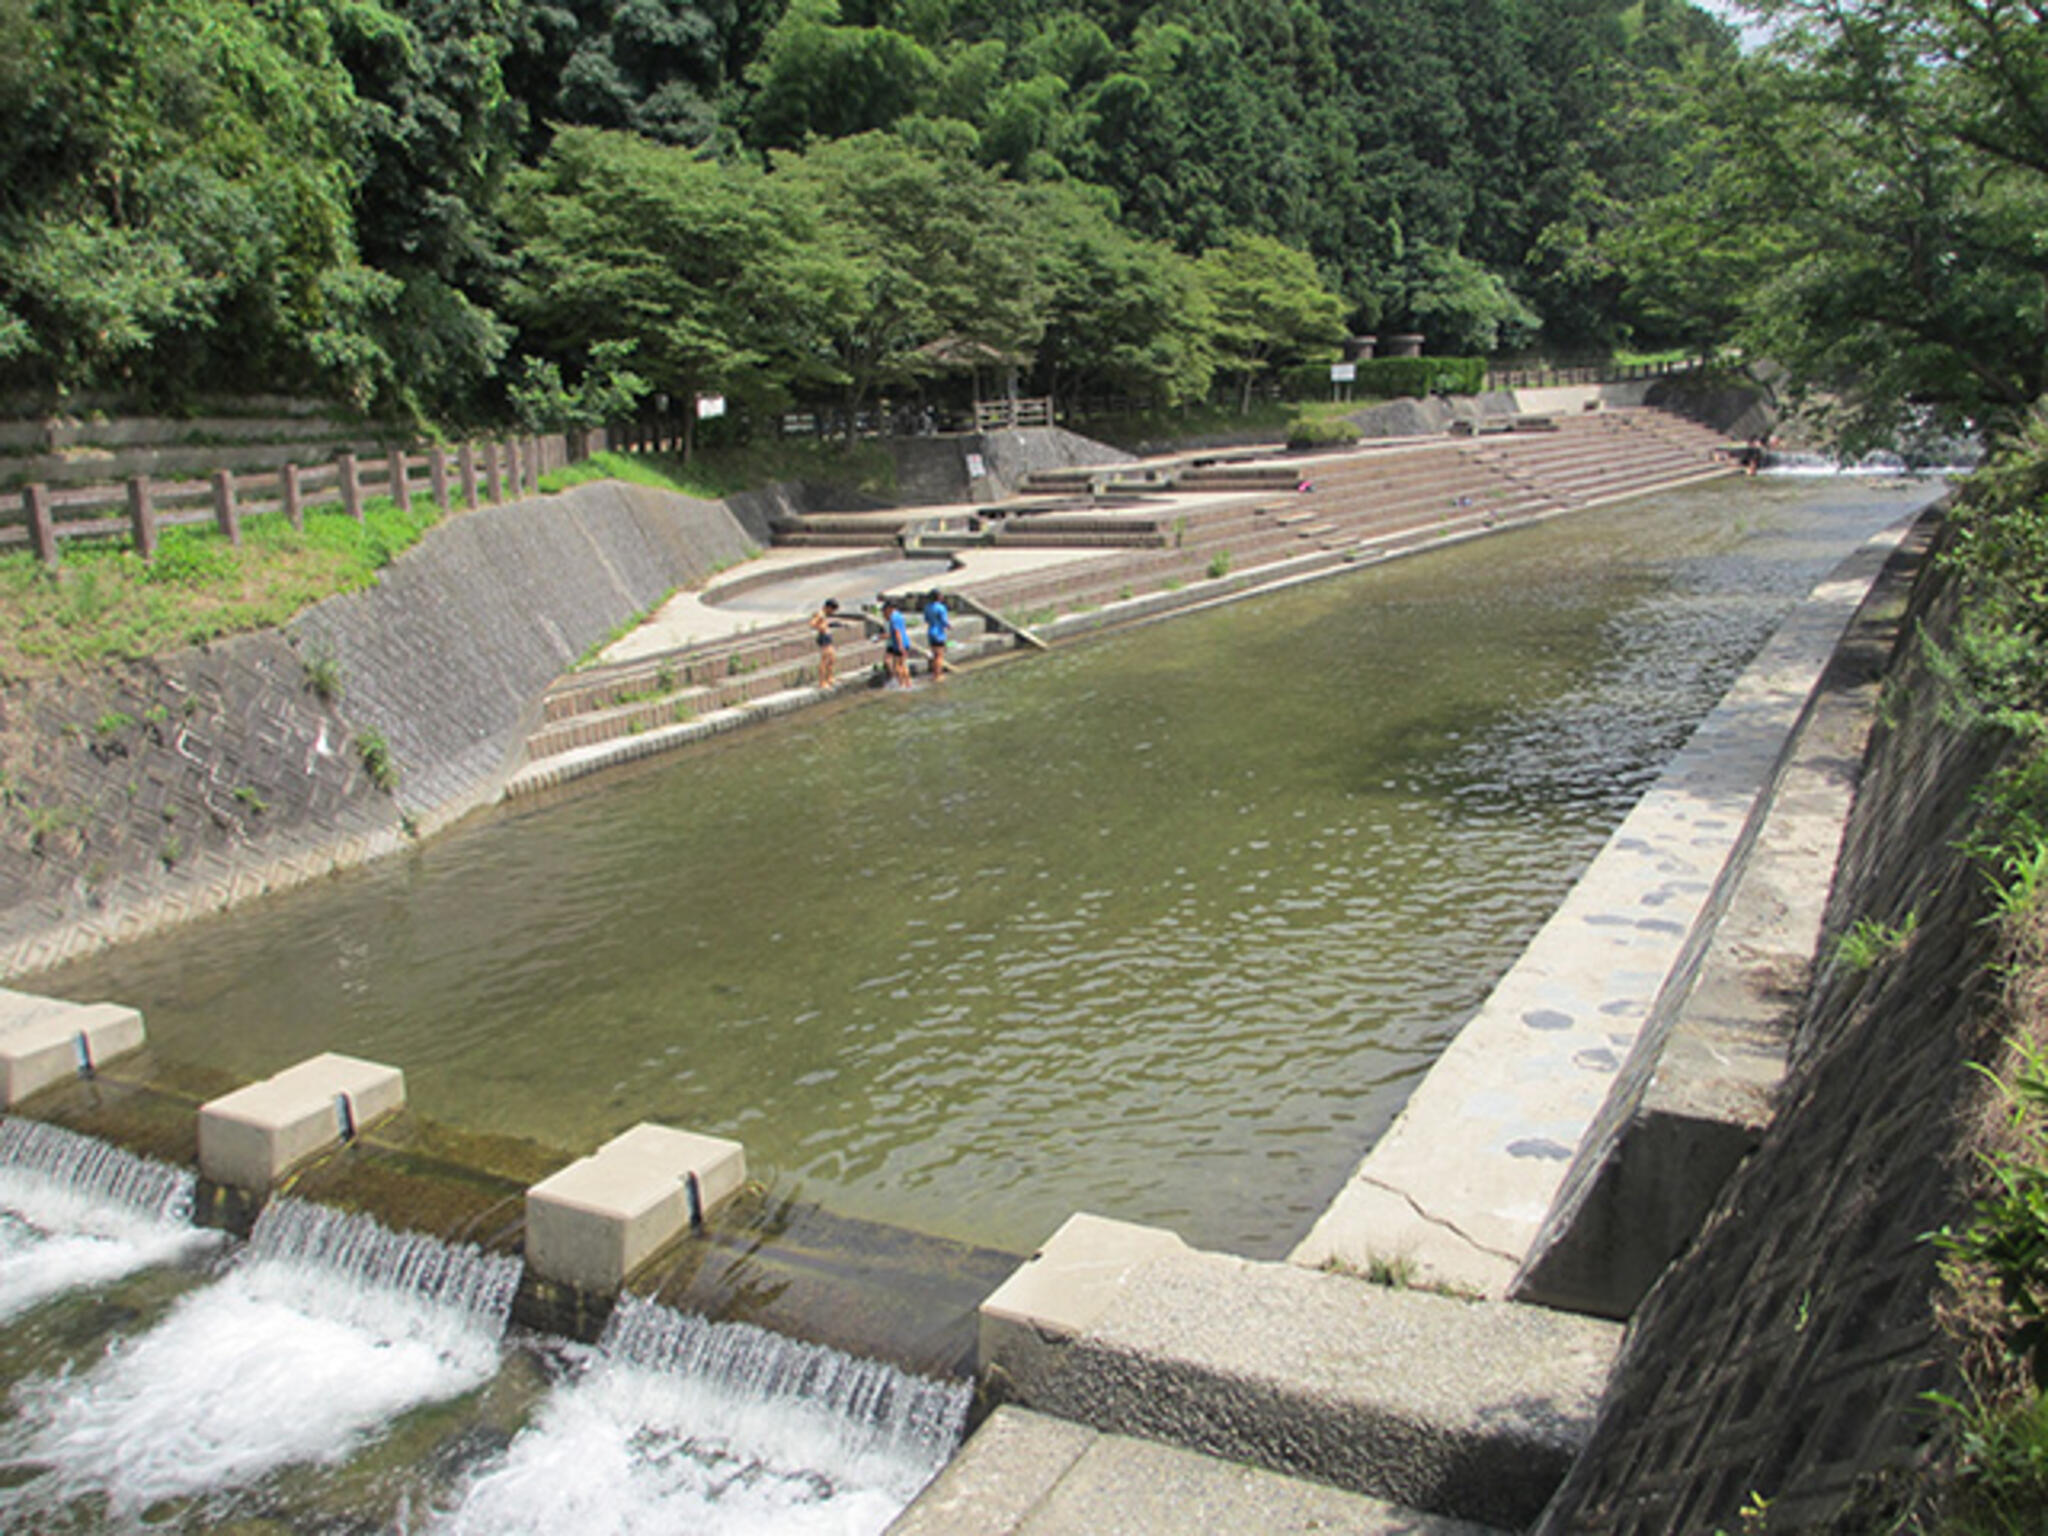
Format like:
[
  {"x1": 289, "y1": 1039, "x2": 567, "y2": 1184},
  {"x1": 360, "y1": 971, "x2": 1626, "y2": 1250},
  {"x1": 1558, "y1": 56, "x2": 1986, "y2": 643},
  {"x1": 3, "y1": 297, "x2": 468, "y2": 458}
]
[
  {"x1": 508, "y1": 439, "x2": 525, "y2": 499},
  {"x1": 429, "y1": 445, "x2": 450, "y2": 513},
  {"x1": 459, "y1": 442, "x2": 480, "y2": 509},
  {"x1": 23, "y1": 484, "x2": 56, "y2": 568},
  {"x1": 283, "y1": 462, "x2": 304, "y2": 529},
  {"x1": 212, "y1": 469, "x2": 241, "y2": 546},
  {"x1": 128, "y1": 475, "x2": 158, "y2": 561},
  {"x1": 387, "y1": 448, "x2": 408, "y2": 509},
  {"x1": 338, "y1": 451, "x2": 362, "y2": 521},
  {"x1": 485, "y1": 440, "x2": 505, "y2": 504}
]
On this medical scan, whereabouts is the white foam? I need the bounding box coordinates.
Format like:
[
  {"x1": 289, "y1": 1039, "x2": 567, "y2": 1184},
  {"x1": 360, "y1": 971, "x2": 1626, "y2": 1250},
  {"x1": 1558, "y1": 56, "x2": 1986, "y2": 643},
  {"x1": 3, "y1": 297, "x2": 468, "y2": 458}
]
[
  {"x1": 1, "y1": 1221, "x2": 512, "y2": 1517},
  {"x1": 0, "y1": 1166, "x2": 220, "y2": 1324},
  {"x1": 433, "y1": 1348, "x2": 934, "y2": 1536}
]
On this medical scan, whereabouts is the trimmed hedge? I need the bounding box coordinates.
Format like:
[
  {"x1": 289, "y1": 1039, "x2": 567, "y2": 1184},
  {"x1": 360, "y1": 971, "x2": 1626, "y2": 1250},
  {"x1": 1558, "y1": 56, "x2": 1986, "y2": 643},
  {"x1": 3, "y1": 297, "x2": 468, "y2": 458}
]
[
  {"x1": 1276, "y1": 355, "x2": 1488, "y2": 399},
  {"x1": 1286, "y1": 416, "x2": 1362, "y2": 450}
]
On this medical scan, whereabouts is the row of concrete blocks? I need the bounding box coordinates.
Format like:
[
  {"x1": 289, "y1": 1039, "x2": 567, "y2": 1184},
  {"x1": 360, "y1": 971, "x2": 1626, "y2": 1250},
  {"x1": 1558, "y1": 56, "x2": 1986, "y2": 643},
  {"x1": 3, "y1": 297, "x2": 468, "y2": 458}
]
[{"x1": 0, "y1": 989, "x2": 744, "y2": 1294}]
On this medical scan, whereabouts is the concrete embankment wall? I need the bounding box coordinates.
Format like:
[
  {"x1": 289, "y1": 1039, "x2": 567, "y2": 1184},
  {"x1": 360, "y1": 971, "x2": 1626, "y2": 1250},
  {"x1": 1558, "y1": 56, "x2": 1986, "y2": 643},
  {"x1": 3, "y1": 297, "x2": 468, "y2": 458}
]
[
  {"x1": 1538, "y1": 547, "x2": 2008, "y2": 1531},
  {"x1": 0, "y1": 482, "x2": 764, "y2": 977}
]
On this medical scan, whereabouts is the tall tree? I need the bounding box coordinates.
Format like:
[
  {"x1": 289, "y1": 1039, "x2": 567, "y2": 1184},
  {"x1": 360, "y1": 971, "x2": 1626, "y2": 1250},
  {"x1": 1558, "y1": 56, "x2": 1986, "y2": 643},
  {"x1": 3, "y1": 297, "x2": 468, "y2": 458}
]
[
  {"x1": 772, "y1": 131, "x2": 1044, "y2": 432},
  {"x1": 507, "y1": 127, "x2": 830, "y2": 452},
  {"x1": 1194, "y1": 230, "x2": 1345, "y2": 410},
  {"x1": 0, "y1": 0, "x2": 367, "y2": 404},
  {"x1": 1615, "y1": 0, "x2": 2048, "y2": 445}
]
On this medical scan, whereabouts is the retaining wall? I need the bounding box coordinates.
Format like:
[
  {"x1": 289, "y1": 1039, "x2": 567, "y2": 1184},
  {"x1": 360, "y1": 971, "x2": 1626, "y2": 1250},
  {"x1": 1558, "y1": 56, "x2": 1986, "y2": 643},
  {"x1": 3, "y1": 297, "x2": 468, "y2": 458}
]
[
  {"x1": 0, "y1": 482, "x2": 763, "y2": 977},
  {"x1": 1538, "y1": 548, "x2": 2006, "y2": 1532}
]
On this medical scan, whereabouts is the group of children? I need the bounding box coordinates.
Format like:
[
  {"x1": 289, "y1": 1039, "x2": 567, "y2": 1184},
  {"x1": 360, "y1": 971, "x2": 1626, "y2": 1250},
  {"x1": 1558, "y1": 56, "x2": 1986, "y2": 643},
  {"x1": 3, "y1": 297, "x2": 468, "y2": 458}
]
[{"x1": 809, "y1": 590, "x2": 950, "y2": 690}]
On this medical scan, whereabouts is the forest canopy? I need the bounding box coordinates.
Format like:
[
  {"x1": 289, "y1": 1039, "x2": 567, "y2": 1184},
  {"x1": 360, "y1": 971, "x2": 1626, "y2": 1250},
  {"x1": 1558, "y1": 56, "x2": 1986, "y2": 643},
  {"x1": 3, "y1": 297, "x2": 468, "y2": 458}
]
[{"x1": 11, "y1": 0, "x2": 2029, "y2": 447}]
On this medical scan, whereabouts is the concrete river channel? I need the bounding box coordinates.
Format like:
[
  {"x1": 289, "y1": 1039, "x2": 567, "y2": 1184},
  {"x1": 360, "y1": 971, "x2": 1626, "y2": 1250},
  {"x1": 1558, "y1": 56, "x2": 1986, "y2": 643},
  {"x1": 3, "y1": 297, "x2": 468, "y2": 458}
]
[{"x1": 0, "y1": 472, "x2": 1941, "y2": 1531}]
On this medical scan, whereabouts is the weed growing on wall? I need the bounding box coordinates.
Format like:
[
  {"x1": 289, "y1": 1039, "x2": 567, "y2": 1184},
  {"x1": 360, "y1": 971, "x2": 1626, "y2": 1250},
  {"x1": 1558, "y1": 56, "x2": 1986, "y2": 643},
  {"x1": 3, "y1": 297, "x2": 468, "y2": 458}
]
[{"x1": 1922, "y1": 415, "x2": 2048, "y2": 1526}]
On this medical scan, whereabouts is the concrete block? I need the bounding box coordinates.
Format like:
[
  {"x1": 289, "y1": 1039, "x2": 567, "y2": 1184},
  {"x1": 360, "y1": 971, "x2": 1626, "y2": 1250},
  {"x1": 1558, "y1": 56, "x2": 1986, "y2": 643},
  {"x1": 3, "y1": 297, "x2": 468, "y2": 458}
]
[
  {"x1": 198, "y1": 1052, "x2": 406, "y2": 1190},
  {"x1": 0, "y1": 993, "x2": 146, "y2": 1106},
  {"x1": 981, "y1": 1233, "x2": 1619, "y2": 1531},
  {"x1": 981, "y1": 1212, "x2": 1190, "y2": 1372},
  {"x1": 524, "y1": 1122, "x2": 745, "y2": 1293}
]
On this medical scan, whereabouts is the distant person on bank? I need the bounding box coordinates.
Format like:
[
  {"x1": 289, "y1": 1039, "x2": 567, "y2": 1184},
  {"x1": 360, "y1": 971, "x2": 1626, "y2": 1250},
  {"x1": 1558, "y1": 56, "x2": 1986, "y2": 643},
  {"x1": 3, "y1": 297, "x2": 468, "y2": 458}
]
[
  {"x1": 924, "y1": 591, "x2": 950, "y2": 680},
  {"x1": 810, "y1": 598, "x2": 842, "y2": 688}
]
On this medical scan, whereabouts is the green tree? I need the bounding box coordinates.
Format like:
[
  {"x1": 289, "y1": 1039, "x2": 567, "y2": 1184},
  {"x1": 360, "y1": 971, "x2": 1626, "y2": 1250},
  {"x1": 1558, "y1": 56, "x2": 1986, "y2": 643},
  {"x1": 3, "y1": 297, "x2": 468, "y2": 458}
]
[
  {"x1": 1194, "y1": 230, "x2": 1345, "y2": 410},
  {"x1": 772, "y1": 131, "x2": 1044, "y2": 434},
  {"x1": 1614, "y1": 0, "x2": 2048, "y2": 446},
  {"x1": 1025, "y1": 181, "x2": 1213, "y2": 408},
  {"x1": 507, "y1": 128, "x2": 826, "y2": 454},
  {"x1": 743, "y1": 0, "x2": 940, "y2": 147},
  {"x1": 0, "y1": 0, "x2": 367, "y2": 404}
]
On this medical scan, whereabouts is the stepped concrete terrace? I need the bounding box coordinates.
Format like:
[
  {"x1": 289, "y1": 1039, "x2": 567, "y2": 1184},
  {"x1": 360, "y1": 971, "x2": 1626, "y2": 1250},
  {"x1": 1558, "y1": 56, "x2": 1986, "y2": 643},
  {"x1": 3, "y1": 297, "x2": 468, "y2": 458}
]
[{"x1": 506, "y1": 404, "x2": 1739, "y2": 812}]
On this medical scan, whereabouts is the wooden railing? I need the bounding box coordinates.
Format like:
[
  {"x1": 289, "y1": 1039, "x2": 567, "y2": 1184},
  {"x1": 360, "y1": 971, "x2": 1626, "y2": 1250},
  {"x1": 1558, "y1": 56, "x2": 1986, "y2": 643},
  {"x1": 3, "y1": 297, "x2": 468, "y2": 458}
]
[
  {"x1": 6, "y1": 431, "x2": 590, "y2": 567},
  {"x1": 973, "y1": 396, "x2": 1053, "y2": 431}
]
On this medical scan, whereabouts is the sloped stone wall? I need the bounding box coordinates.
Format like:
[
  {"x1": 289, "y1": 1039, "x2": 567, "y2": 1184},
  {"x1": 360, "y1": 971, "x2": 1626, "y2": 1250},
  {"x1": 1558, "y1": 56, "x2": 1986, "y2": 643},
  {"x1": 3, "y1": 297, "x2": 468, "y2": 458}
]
[
  {"x1": 1539, "y1": 550, "x2": 2008, "y2": 1532},
  {"x1": 0, "y1": 482, "x2": 759, "y2": 977}
]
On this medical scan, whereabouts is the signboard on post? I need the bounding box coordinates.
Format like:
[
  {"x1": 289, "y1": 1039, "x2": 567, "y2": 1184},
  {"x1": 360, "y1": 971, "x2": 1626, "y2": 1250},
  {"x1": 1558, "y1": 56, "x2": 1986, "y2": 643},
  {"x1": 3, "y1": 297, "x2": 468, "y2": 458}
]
[
  {"x1": 696, "y1": 394, "x2": 727, "y2": 419},
  {"x1": 1329, "y1": 363, "x2": 1357, "y2": 382}
]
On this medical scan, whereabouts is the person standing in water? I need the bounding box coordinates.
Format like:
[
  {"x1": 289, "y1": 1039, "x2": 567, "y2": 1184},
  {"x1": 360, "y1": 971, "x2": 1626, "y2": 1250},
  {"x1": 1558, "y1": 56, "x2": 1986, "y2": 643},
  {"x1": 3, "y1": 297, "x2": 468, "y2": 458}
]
[
  {"x1": 810, "y1": 598, "x2": 841, "y2": 688},
  {"x1": 923, "y1": 590, "x2": 950, "y2": 681},
  {"x1": 884, "y1": 598, "x2": 914, "y2": 688}
]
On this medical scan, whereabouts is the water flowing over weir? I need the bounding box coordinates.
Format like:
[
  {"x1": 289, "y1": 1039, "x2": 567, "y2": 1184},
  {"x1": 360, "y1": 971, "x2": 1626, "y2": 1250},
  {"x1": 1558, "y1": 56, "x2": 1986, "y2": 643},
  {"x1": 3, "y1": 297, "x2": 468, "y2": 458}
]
[
  {"x1": 0, "y1": 1197, "x2": 519, "y2": 1526},
  {"x1": 0, "y1": 1137, "x2": 971, "y2": 1533},
  {"x1": 436, "y1": 1295, "x2": 969, "y2": 1535},
  {"x1": 0, "y1": 1117, "x2": 217, "y2": 1324}
]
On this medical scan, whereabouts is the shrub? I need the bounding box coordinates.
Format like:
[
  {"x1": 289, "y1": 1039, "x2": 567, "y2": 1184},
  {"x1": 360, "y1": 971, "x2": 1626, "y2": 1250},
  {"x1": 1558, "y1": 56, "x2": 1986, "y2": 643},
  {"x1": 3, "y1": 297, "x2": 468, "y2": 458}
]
[{"x1": 1287, "y1": 416, "x2": 1361, "y2": 450}]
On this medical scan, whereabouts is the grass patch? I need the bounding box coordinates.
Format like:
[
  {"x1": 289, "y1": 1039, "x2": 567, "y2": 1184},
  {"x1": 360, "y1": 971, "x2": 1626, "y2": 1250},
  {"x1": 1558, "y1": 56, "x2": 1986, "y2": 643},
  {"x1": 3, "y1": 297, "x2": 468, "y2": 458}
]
[
  {"x1": 356, "y1": 728, "x2": 398, "y2": 792},
  {"x1": 538, "y1": 440, "x2": 896, "y2": 503},
  {"x1": 2, "y1": 442, "x2": 885, "y2": 687},
  {"x1": 0, "y1": 494, "x2": 438, "y2": 685}
]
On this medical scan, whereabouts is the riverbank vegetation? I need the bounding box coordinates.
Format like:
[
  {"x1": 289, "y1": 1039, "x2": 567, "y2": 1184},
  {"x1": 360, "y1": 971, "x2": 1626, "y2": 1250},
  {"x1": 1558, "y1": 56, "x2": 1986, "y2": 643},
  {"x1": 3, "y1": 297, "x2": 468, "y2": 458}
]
[
  {"x1": 0, "y1": 0, "x2": 1730, "y2": 440},
  {"x1": 1917, "y1": 414, "x2": 2048, "y2": 1528}
]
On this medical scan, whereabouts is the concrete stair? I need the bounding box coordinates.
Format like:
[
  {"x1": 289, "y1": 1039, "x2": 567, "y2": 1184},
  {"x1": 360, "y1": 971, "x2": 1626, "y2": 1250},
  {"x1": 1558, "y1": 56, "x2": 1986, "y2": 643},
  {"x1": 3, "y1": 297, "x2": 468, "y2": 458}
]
[{"x1": 511, "y1": 609, "x2": 1004, "y2": 793}]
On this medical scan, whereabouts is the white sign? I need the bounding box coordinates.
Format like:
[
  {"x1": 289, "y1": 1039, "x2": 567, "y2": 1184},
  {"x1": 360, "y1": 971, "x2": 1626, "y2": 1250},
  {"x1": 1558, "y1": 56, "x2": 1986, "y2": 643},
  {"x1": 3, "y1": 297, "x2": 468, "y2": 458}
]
[
  {"x1": 1329, "y1": 363, "x2": 1357, "y2": 382},
  {"x1": 965, "y1": 452, "x2": 988, "y2": 479},
  {"x1": 696, "y1": 393, "x2": 727, "y2": 419}
]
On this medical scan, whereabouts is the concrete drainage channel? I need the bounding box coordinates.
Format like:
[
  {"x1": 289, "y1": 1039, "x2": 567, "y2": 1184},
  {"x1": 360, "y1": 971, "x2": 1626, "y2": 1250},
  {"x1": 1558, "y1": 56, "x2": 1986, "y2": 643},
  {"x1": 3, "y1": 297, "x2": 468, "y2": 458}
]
[{"x1": 0, "y1": 507, "x2": 1939, "y2": 1532}]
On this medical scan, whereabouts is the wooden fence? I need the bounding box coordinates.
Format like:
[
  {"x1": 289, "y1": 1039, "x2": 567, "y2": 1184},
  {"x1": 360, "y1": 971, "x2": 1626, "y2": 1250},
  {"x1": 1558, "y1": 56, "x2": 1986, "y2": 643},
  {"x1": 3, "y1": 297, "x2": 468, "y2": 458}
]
[{"x1": 6, "y1": 431, "x2": 589, "y2": 567}]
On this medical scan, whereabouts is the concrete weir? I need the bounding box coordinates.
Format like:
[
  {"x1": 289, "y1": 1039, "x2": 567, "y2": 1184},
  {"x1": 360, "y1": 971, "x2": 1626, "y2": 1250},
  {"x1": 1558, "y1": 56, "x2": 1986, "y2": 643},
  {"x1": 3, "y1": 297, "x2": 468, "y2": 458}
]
[
  {"x1": 524, "y1": 1121, "x2": 746, "y2": 1293},
  {"x1": 974, "y1": 1214, "x2": 1617, "y2": 1531}
]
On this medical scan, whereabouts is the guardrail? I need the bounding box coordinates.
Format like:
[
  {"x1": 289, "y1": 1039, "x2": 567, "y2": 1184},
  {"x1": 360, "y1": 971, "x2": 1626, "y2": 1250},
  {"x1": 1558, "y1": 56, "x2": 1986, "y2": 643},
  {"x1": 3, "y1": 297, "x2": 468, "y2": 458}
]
[{"x1": 6, "y1": 431, "x2": 588, "y2": 567}]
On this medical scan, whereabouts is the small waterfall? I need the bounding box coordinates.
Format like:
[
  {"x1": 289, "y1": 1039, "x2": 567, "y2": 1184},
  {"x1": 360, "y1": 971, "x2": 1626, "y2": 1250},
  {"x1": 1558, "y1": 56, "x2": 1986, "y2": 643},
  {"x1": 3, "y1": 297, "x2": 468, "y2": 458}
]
[
  {"x1": 0, "y1": 1117, "x2": 218, "y2": 1325},
  {"x1": 603, "y1": 1294, "x2": 971, "y2": 1469},
  {"x1": 0, "y1": 1117, "x2": 197, "y2": 1224},
  {"x1": 433, "y1": 1295, "x2": 971, "y2": 1536},
  {"x1": 248, "y1": 1196, "x2": 522, "y2": 1332},
  {"x1": 0, "y1": 1197, "x2": 521, "y2": 1522}
]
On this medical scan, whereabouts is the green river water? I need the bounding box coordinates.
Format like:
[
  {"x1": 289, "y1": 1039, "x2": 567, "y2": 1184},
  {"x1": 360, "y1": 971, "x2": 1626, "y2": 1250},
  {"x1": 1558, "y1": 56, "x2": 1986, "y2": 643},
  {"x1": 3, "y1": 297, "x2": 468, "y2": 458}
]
[{"x1": 31, "y1": 476, "x2": 1942, "y2": 1259}]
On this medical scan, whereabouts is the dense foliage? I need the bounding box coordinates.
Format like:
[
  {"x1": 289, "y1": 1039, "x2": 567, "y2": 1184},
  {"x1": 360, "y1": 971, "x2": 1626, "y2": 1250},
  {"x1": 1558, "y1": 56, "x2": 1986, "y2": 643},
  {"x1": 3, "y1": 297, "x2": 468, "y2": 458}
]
[
  {"x1": 1618, "y1": 0, "x2": 2048, "y2": 450},
  {"x1": 1, "y1": 0, "x2": 1741, "y2": 431}
]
